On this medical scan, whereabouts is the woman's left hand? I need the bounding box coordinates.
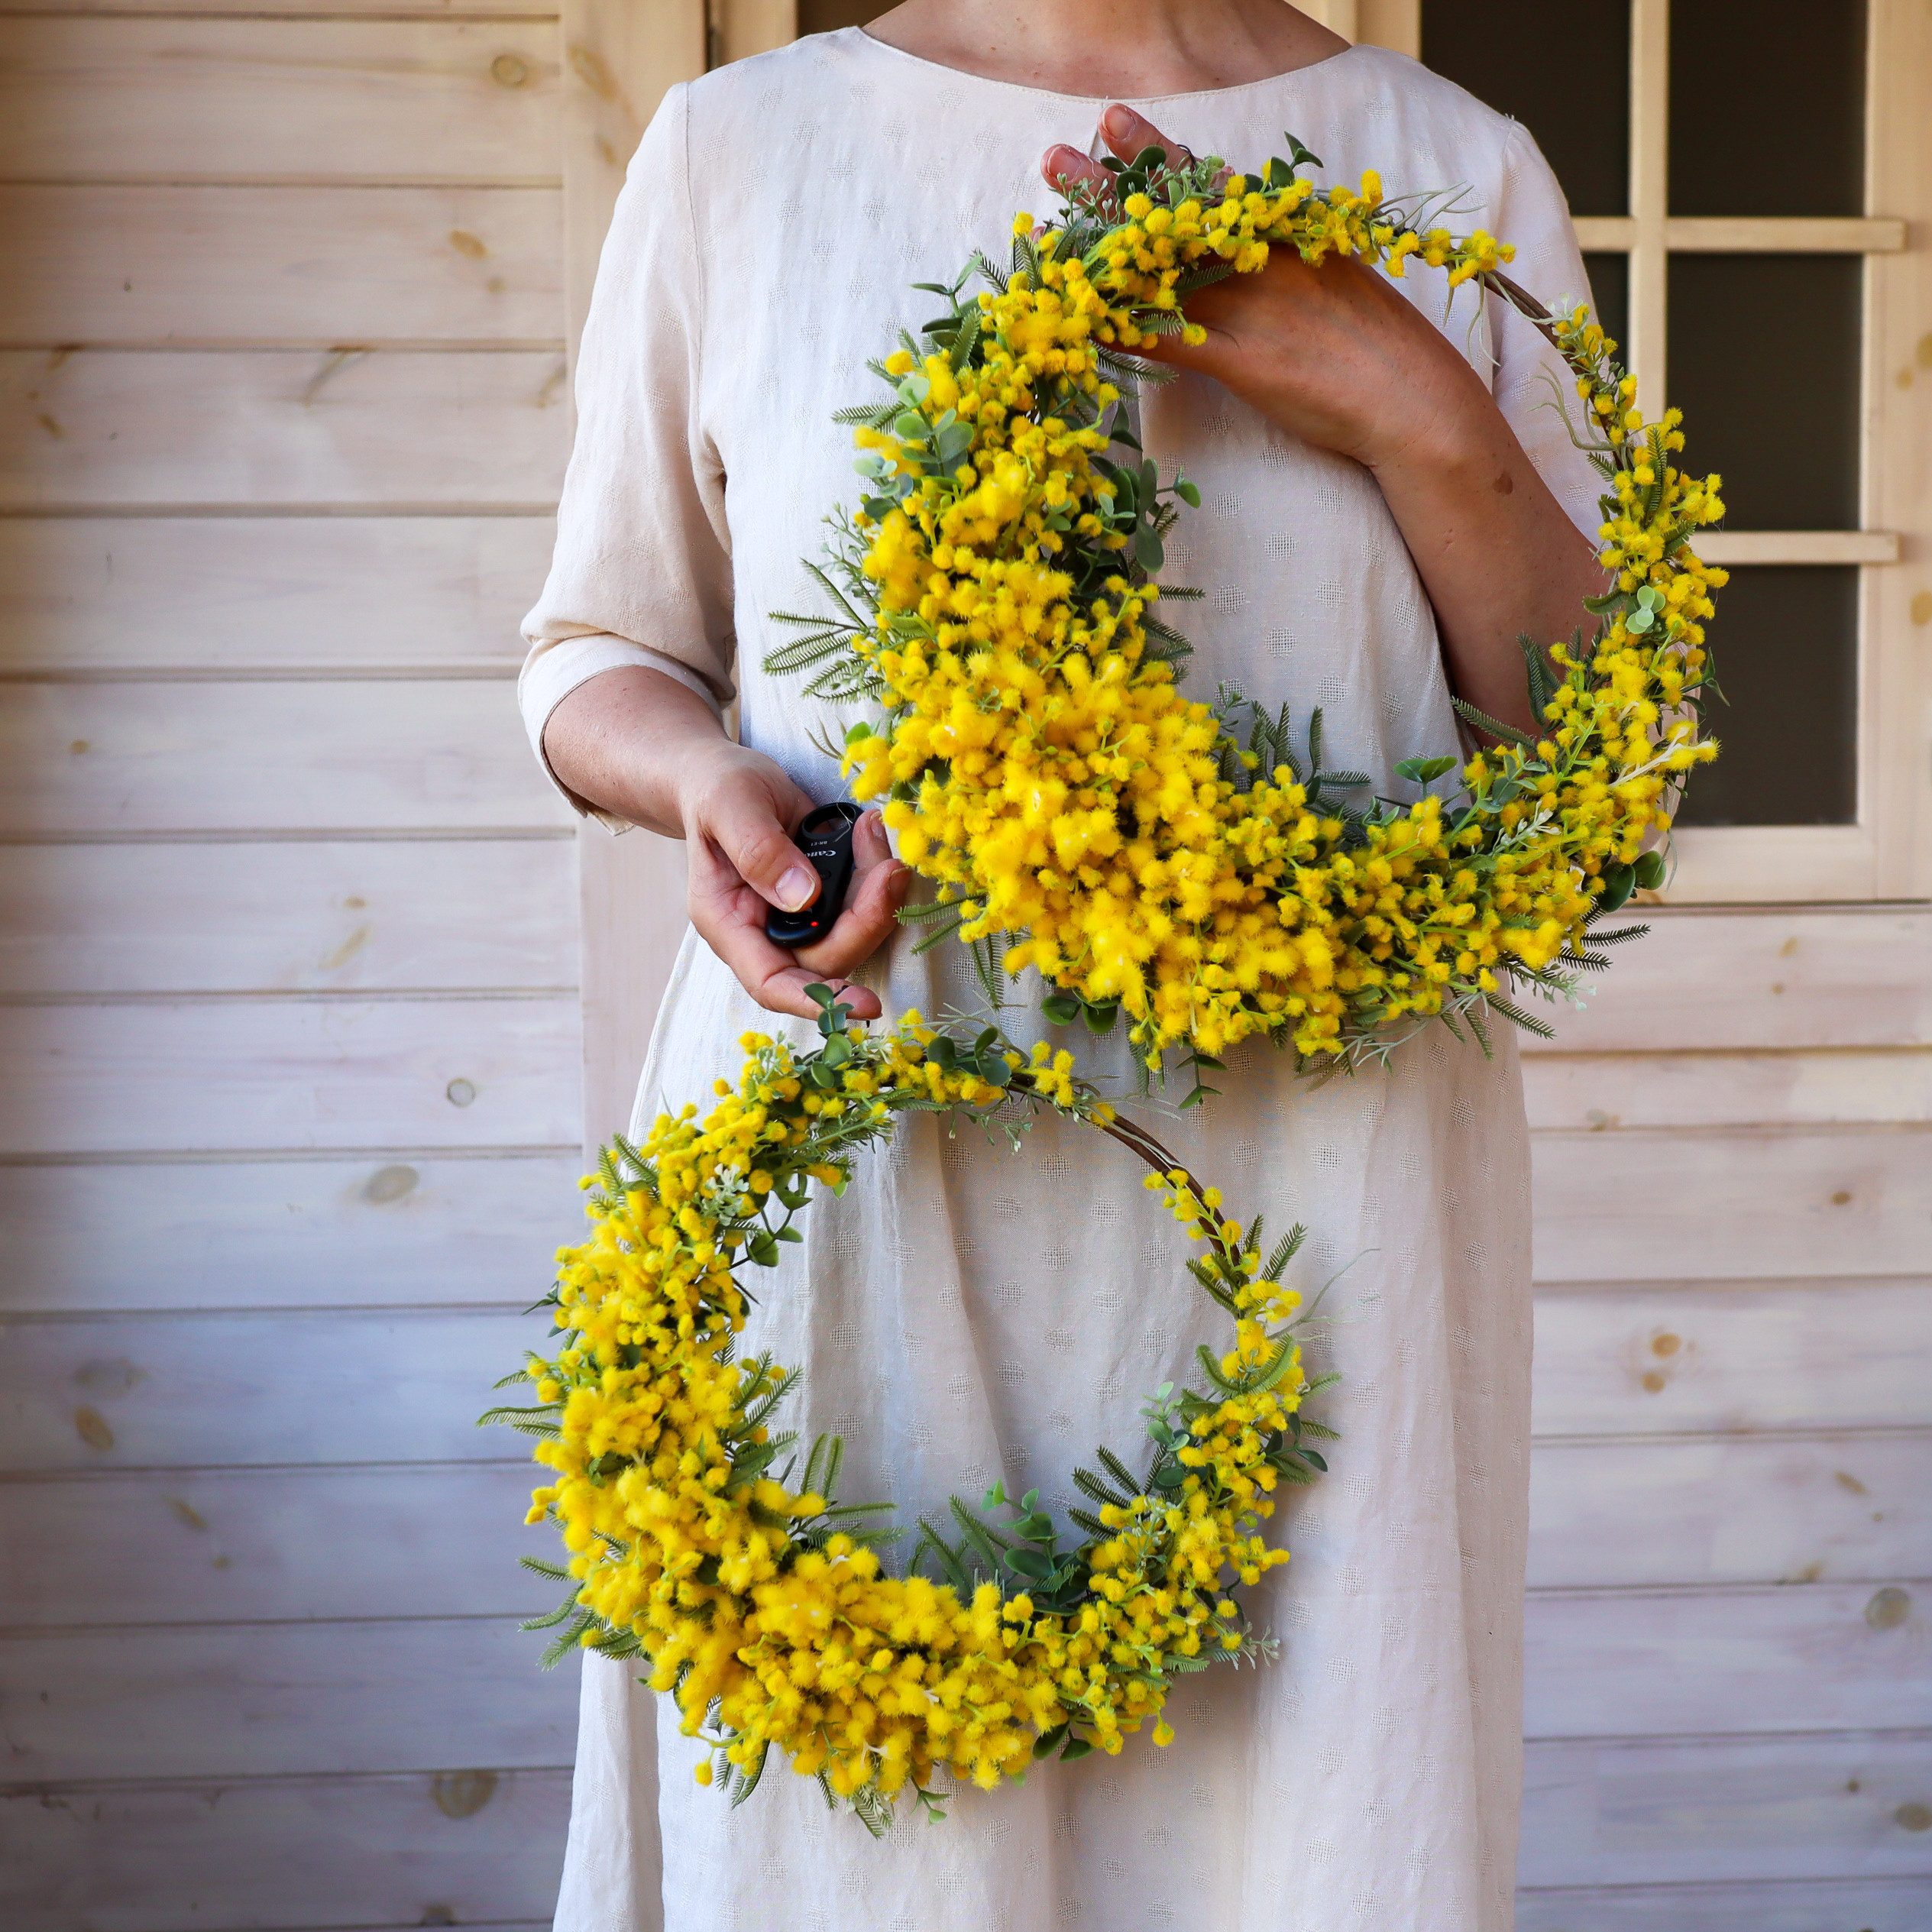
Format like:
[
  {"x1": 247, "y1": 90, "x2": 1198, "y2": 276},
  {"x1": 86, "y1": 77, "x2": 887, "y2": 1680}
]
[
  {"x1": 1039, "y1": 102, "x2": 1607, "y2": 739},
  {"x1": 1041, "y1": 104, "x2": 1490, "y2": 476}
]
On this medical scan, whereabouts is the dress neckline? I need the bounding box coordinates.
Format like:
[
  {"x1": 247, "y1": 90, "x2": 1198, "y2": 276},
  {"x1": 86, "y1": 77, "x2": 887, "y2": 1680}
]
[{"x1": 844, "y1": 24, "x2": 1369, "y2": 111}]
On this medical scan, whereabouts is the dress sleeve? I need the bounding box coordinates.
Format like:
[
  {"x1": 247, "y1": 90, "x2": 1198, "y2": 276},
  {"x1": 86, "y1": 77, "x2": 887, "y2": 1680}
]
[
  {"x1": 1484, "y1": 122, "x2": 1609, "y2": 548},
  {"x1": 518, "y1": 83, "x2": 735, "y2": 824}
]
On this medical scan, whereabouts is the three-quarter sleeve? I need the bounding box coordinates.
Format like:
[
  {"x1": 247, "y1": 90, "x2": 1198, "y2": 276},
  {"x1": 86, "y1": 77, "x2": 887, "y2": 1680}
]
[
  {"x1": 519, "y1": 83, "x2": 735, "y2": 823},
  {"x1": 1485, "y1": 123, "x2": 1608, "y2": 546}
]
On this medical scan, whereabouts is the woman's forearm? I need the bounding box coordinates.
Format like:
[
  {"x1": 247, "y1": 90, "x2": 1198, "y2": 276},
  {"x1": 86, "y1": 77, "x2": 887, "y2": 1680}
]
[
  {"x1": 542, "y1": 665, "x2": 733, "y2": 838},
  {"x1": 1369, "y1": 408, "x2": 1607, "y2": 738}
]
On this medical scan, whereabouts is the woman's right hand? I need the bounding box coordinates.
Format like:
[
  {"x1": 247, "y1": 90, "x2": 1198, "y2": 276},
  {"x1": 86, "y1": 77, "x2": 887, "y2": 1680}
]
[
  {"x1": 677, "y1": 739, "x2": 911, "y2": 1021},
  {"x1": 542, "y1": 665, "x2": 912, "y2": 1021}
]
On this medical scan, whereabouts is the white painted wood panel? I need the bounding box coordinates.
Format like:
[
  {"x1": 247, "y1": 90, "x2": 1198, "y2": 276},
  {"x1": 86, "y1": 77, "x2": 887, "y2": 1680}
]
[
  {"x1": 0, "y1": 21, "x2": 561, "y2": 183},
  {"x1": 0, "y1": 349, "x2": 568, "y2": 508},
  {"x1": 0, "y1": 682, "x2": 570, "y2": 833},
  {"x1": 1516, "y1": 1875, "x2": 1932, "y2": 1932},
  {"x1": 1, "y1": 185, "x2": 565, "y2": 346},
  {"x1": 1519, "y1": 1730, "x2": 1932, "y2": 1886},
  {"x1": 0, "y1": 1617, "x2": 576, "y2": 1782},
  {"x1": 0, "y1": 840, "x2": 575, "y2": 995},
  {"x1": 23, "y1": 1280, "x2": 1925, "y2": 1473},
  {"x1": 6, "y1": 1582, "x2": 1921, "y2": 1782},
  {"x1": 3, "y1": 1306, "x2": 552, "y2": 1468},
  {"x1": 0, "y1": 1464, "x2": 553, "y2": 1625},
  {"x1": 0, "y1": 995, "x2": 579, "y2": 1154},
  {"x1": 1526, "y1": 1433, "x2": 1930, "y2": 1590},
  {"x1": 1533, "y1": 907, "x2": 1932, "y2": 1053},
  {"x1": 9, "y1": 1429, "x2": 1922, "y2": 1631},
  {"x1": 0, "y1": 516, "x2": 552, "y2": 672},
  {"x1": 1523, "y1": 1049, "x2": 1932, "y2": 1131},
  {"x1": 1523, "y1": 1583, "x2": 1932, "y2": 1739},
  {"x1": 0, "y1": 1308, "x2": 547, "y2": 1469},
  {"x1": 0, "y1": 1767, "x2": 571, "y2": 1932},
  {"x1": 1531, "y1": 1279, "x2": 1932, "y2": 1436},
  {"x1": 1531, "y1": 1130, "x2": 1932, "y2": 1283},
  {"x1": 0, "y1": 1153, "x2": 583, "y2": 1314}
]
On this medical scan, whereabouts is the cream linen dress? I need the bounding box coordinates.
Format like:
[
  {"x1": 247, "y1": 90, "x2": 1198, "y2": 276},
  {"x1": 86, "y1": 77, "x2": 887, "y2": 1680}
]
[{"x1": 519, "y1": 28, "x2": 1600, "y2": 1932}]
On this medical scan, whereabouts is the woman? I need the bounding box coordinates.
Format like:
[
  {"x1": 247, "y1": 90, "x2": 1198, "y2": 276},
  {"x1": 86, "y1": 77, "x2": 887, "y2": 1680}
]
[{"x1": 521, "y1": 3, "x2": 1604, "y2": 1926}]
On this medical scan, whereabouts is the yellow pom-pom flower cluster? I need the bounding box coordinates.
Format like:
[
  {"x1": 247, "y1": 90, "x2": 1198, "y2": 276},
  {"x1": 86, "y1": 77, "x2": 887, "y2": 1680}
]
[
  {"x1": 768, "y1": 139, "x2": 1721, "y2": 1070},
  {"x1": 496, "y1": 988, "x2": 1332, "y2": 1830}
]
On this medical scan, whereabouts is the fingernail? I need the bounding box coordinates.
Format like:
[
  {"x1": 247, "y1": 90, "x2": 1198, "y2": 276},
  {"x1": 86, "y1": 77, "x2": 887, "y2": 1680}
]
[
  {"x1": 777, "y1": 866, "x2": 816, "y2": 911},
  {"x1": 1103, "y1": 104, "x2": 1135, "y2": 140}
]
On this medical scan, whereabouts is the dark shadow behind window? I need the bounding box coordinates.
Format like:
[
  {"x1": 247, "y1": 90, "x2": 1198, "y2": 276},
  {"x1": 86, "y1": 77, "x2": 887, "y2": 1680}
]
[
  {"x1": 1668, "y1": 254, "x2": 1862, "y2": 530},
  {"x1": 1581, "y1": 251, "x2": 1629, "y2": 353},
  {"x1": 1669, "y1": 0, "x2": 1866, "y2": 217},
  {"x1": 1673, "y1": 566, "x2": 1859, "y2": 826},
  {"x1": 1421, "y1": 0, "x2": 1632, "y2": 215}
]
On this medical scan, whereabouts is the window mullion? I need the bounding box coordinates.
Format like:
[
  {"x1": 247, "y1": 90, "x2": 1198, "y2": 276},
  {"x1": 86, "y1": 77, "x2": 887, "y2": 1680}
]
[{"x1": 1628, "y1": 0, "x2": 1670, "y2": 413}]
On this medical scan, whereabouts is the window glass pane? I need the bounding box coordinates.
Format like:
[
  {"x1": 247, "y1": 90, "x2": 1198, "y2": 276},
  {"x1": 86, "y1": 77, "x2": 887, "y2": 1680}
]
[
  {"x1": 1672, "y1": 566, "x2": 1857, "y2": 827},
  {"x1": 1422, "y1": 1, "x2": 1630, "y2": 216},
  {"x1": 1669, "y1": 0, "x2": 1866, "y2": 217},
  {"x1": 1582, "y1": 251, "x2": 1629, "y2": 356},
  {"x1": 1668, "y1": 254, "x2": 1861, "y2": 530}
]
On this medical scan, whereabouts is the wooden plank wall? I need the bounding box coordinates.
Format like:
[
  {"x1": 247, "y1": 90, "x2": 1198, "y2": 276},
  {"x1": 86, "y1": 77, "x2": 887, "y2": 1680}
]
[
  {"x1": 4, "y1": 2, "x2": 1927, "y2": 1927},
  {"x1": 0, "y1": 0, "x2": 694, "y2": 1922}
]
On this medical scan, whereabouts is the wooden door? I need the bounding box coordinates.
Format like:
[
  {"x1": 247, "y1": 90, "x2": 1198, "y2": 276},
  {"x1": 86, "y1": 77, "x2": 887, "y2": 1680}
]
[{"x1": 0, "y1": 0, "x2": 698, "y2": 1921}]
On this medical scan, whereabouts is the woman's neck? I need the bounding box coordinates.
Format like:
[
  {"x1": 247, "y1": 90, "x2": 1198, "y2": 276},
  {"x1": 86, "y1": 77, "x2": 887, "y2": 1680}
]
[{"x1": 859, "y1": 0, "x2": 1349, "y2": 100}]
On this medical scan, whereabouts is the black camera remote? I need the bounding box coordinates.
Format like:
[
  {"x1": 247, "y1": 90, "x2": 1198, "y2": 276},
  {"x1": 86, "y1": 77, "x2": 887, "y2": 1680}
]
[{"x1": 763, "y1": 801, "x2": 865, "y2": 950}]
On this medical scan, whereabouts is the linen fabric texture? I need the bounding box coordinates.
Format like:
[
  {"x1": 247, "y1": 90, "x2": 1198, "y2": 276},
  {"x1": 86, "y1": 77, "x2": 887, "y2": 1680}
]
[{"x1": 523, "y1": 29, "x2": 1600, "y2": 1932}]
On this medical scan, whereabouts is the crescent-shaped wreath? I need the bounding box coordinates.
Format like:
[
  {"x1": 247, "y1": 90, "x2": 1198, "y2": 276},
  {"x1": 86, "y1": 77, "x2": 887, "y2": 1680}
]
[{"x1": 498, "y1": 135, "x2": 1724, "y2": 1833}]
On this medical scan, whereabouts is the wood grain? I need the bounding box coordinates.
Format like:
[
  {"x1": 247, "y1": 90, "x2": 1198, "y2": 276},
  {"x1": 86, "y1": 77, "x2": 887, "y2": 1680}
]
[
  {"x1": 0, "y1": 1766, "x2": 571, "y2": 1932},
  {"x1": 0, "y1": 995, "x2": 579, "y2": 1154},
  {"x1": 6, "y1": 1428, "x2": 1920, "y2": 1629},
  {"x1": 1519, "y1": 1730, "x2": 1932, "y2": 1886},
  {"x1": 1530, "y1": 1128, "x2": 1932, "y2": 1283},
  {"x1": 0, "y1": 348, "x2": 569, "y2": 509},
  {"x1": 0, "y1": 1152, "x2": 583, "y2": 1314},
  {"x1": 1517, "y1": 1875, "x2": 1932, "y2": 1932},
  {"x1": 1866, "y1": 0, "x2": 1932, "y2": 901},
  {"x1": 26, "y1": 1271, "x2": 1912, "y2": 1475},
  {"x1": 1523, "y1": 907, "x2": 1932, "y2": 1053},
  {"x1": 0, "y1": 1463, "x2": 557, "y2": 1626},
  {"x1": 0, "y1": 1308, "x2": 546, "y2": 1471},
  {"x1": 0, "y1": 1616, "x2": 576, "y2": 1783},
  {"x1": 0, "y1": 840, "x2": 574, "y2": 995},
  {"x1": 0, "y1": 681, "x2": 570, "y2": 833},
  {"x1": 1527, "y1": 1432, "x2": 1930, "y2": 1590},
  {"x1": 0, "y1": 20, "x2": 561, "y2": 183},
  {"x1": 1523, "y1": 1048, "x2": 1932, "y2": 1131},
  {"x1": 0, "y1": 185, "x2": 565, "y2": 347},
  {"x1": 1530, "y1": 1278, "x2": 1932, "y2": 1437},
  {"x1": 1523, "y1": 1582, "x2": 1932, "y2": 1739},
  {"x1": 24, "y1": 0, "x2": 552, "y2": 13},
  {"x1": 0, "y1": 516, "x2": 553, "y2": 672}
]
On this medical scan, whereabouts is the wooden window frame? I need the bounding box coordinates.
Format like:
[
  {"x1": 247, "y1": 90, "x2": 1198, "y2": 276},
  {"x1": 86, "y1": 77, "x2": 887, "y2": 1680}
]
[{"x1": 1340, "y1": 0, "x2": 1932, "y2": 905}]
